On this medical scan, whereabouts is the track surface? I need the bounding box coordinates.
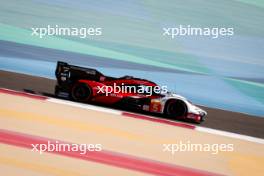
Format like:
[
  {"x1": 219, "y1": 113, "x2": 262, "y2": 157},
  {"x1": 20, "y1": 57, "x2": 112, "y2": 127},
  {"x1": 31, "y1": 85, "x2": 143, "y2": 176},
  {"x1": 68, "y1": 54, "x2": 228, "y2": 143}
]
[
  {"x1": 1, "y1": 70, "x2": 264, "y2": 138},
  {"x1": 1, "y1": 89, "x2": 264, "y2": 176}
]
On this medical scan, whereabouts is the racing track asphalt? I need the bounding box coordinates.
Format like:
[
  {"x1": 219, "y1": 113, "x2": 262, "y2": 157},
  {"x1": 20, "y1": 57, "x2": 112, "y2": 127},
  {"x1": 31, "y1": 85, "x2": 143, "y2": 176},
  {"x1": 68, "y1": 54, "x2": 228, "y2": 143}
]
[{"x1": 1, "y1": 70, "x2": 264, "y2": 138}]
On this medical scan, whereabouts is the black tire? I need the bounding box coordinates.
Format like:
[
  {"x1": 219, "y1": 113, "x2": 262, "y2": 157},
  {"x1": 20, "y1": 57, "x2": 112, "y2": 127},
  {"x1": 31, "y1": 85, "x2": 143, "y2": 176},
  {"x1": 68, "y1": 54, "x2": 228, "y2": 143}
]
[
  {"x1": 54, "y1": 85, "x2": 60, "y2": 96},
  {"x1": 71, "y1": 83, "x2": 92, "y2": 102},
  {"x1": 165, "y1": 99, "x2": 187, "y2": 118}
]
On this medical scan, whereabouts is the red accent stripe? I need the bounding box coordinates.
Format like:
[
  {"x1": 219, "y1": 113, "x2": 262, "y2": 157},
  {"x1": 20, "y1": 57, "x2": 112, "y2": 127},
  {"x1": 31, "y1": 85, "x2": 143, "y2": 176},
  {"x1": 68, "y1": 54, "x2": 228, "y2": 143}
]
[
  {"x1": 0, "y1": 88, "x2": 195, "y2": 129},
  {"x1": 0, "y1": 88, "x2": 47, "y2": 100},
  {"x1": 122, "y1": 112, "x2": 195, "y2": 129},
  {"x1": 0, "y1": 129, "x2": 218, "y2": 176}
]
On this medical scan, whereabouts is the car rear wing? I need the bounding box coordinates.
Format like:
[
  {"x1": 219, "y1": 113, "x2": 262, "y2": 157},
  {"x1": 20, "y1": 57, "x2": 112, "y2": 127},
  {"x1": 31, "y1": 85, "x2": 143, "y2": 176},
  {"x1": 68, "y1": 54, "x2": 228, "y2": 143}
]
[{"x1": 55, "y1": 61, "x2": 104, "y2": 85}]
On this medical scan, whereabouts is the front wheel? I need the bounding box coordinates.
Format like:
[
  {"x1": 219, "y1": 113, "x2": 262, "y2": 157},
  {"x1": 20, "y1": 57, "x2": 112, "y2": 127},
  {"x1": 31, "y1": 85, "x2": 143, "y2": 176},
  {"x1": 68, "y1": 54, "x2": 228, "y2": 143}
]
[
  {"x1": 71, "y1": 83, "x2": 92, "y2": 102},
  {"x1": 164, "y1": 99, "x2": 187, "y2": 119}
]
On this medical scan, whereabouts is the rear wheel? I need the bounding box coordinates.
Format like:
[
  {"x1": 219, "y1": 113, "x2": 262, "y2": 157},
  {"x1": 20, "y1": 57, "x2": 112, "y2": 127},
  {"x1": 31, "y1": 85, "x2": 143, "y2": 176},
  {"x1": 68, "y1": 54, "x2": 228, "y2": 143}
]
[
  {"x1": 165, "y1": 99, "x2": 187, "y2": 119},
  {"x1": 54, "y1": 85, "x2": 60, "y2": 96},
  {"x1": 71, "y1": 83, "x2": 92, "y2": 102}
]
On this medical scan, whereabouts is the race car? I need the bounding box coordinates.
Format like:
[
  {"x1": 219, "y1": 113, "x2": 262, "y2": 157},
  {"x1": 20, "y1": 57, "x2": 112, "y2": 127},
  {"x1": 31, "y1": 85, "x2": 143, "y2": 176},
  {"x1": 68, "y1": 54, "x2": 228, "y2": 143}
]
[{"x1": 55, "y1": 61, "x2": 207, "y2": 123}]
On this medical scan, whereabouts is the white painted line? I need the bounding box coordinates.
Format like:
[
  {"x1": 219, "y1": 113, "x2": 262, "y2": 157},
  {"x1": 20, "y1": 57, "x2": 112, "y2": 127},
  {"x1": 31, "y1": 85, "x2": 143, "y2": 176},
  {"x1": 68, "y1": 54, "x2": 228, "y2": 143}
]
[
  {"x1": 47, "y1": 98, "x2": 122, "y2": 115},
  {"x1": 196, "y1": 126, "x2": 264, "y2": 144},
  {"x1": 44, "y1": 97, "x2": 264, "y2": 144},
  {"x1": 1, "y1": 88, "x2": 264, "y2": 144},
  {"x1": 48, "y1": 97, "x2": 264, "y2": 144}
]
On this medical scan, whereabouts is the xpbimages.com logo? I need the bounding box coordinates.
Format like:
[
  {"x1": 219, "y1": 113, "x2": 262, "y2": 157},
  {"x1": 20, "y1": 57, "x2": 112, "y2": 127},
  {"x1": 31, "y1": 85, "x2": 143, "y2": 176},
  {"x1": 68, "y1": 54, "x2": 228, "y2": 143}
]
[
  {"x1": 31, "y1": 141, "x2": 102, "y2": 155},
  {"x1": 31, "y1": 25, "x2": 102, "y2": 38},
  {"x1": 96, "y1": 83, "x2": 168, "y2": 96},
  {"x1": 163, "y1": 140, "x2": 234, "y2": 155},
  {"x1": 163, "y1": 25, "x2": 234, "y2": 39}
]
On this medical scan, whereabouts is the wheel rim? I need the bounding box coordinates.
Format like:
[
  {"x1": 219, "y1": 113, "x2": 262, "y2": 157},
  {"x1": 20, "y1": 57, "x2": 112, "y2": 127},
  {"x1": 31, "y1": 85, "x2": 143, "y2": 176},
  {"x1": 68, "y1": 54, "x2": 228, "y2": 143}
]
[
  {"x1": 167, "y1": 100, "x2": 186, "y2": 117},
  {"x1": 73, "y1": 84, "x2": 91, "y2": 101}
]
